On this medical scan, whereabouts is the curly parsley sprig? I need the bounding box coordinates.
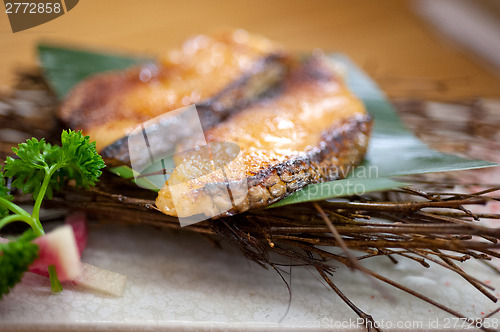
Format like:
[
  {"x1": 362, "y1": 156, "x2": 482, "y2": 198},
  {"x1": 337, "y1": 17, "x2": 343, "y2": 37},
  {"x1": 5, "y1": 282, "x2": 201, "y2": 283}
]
[
  {"x1": 0, "y1": 130, "x2": 105, "y2": 296},
  {"x1": 0, "y1": 231, "x2": 38, "y2": 299}
]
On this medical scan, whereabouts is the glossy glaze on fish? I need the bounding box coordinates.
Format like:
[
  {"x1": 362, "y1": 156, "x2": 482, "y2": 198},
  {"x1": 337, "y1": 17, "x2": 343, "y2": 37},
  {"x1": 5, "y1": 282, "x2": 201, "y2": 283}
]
[
  {"x1": 156, "y1": 55, "x2": 372, "y2": 218},
  {"x1": 59, "y1": 30, "x2": 290, "y2": 154}
]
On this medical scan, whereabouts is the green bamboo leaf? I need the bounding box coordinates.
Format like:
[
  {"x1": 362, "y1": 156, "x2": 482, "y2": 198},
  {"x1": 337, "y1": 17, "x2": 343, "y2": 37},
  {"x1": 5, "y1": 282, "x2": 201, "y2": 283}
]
[
  {"x1": 270, "y1": 178, "x2": 405, "y2": 208},
  {"x1": 37, "y1": 45, "x2": 498, "y2": 208},
  {"x1": 38, "y1": 44, "x2": 149, "y2": 99},
  {"x1": 108, "y1": 165, "x2": 135, "y2": 180}
]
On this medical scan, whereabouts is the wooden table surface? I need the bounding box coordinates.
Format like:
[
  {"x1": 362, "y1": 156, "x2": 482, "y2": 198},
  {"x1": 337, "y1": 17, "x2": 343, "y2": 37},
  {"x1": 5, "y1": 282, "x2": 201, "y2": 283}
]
[{"x1": 1, "y1": 0, "x2": 500, "y2": 100}]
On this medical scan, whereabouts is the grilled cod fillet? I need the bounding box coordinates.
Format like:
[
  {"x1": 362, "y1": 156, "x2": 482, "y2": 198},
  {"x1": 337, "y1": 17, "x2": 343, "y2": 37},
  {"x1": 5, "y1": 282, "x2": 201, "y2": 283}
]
[
  {"x1": 156, "y1": 55, "x2": 372, "y2": 218},
  {"x1": 59, "y1": 30, "x2": 289, "y2": 154}
]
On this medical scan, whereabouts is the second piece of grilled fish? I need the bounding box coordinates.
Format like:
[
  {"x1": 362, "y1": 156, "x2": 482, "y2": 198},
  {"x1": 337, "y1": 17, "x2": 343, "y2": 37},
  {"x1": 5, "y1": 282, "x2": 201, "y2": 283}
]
[{"x1": 156, "y1": 55, "x2": 372, "y2": 219}]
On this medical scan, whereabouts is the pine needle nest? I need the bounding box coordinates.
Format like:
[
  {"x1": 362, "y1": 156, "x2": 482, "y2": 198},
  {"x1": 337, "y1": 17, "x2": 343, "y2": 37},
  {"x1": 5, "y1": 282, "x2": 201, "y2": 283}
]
[{"x1": 2, "y1": 71, "x2": 500, "y2": 332}]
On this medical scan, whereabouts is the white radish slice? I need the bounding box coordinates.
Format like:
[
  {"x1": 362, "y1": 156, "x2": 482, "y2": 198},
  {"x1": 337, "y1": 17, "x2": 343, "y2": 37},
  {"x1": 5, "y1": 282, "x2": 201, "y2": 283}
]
[{"x1": 71, "y1": 263, "x2": 127, "y2": 297}]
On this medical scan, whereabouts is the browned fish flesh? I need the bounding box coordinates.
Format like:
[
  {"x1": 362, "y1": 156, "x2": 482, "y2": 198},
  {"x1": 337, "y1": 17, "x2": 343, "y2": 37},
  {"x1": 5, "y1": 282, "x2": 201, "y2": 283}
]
[
  {"x1": 156, "y1": 55, "x2": 372, "y2": 219},
  {"x1": 58, "y1": 30, "x2": 290, "y2": 155}
]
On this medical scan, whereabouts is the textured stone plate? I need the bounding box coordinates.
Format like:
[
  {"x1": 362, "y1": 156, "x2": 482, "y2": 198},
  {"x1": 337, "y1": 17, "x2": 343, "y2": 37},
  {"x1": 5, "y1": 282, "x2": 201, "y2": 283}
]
[{"x1": 1, "y1": 222, "x2": 499, "y2": 331}]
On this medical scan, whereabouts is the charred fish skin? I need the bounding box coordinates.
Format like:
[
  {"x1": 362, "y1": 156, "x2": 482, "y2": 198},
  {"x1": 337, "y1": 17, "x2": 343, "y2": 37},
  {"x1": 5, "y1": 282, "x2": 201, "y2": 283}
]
[
  {"x1": 59, "y1": 30, "x2": 291, "y2": 154},
  {"x1": 241, "y1": 114, "x2": 372, "y2": 212},
  {"x1": 100, "y1": 53, "x2": 289, "y2": 168},
  {"x1": 156, "y1": 55, "x2": 373, "y2": 218}
]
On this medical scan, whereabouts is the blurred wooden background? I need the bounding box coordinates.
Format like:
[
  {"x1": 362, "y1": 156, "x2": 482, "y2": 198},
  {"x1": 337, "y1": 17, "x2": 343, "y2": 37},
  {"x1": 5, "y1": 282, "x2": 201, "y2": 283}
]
[{"x1": 1, "y1": 0, "x2": 500, "y2": 100}]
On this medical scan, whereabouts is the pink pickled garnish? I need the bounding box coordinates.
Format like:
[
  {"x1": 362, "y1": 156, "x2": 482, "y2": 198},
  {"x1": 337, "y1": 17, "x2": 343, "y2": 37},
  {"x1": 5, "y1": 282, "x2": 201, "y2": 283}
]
[
  {"x1": 64, "y1": 212, "x2": 88, "y2": 256},
  {"x1": 29, "y1": 212, "x2": 88, "y2": 279}
]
